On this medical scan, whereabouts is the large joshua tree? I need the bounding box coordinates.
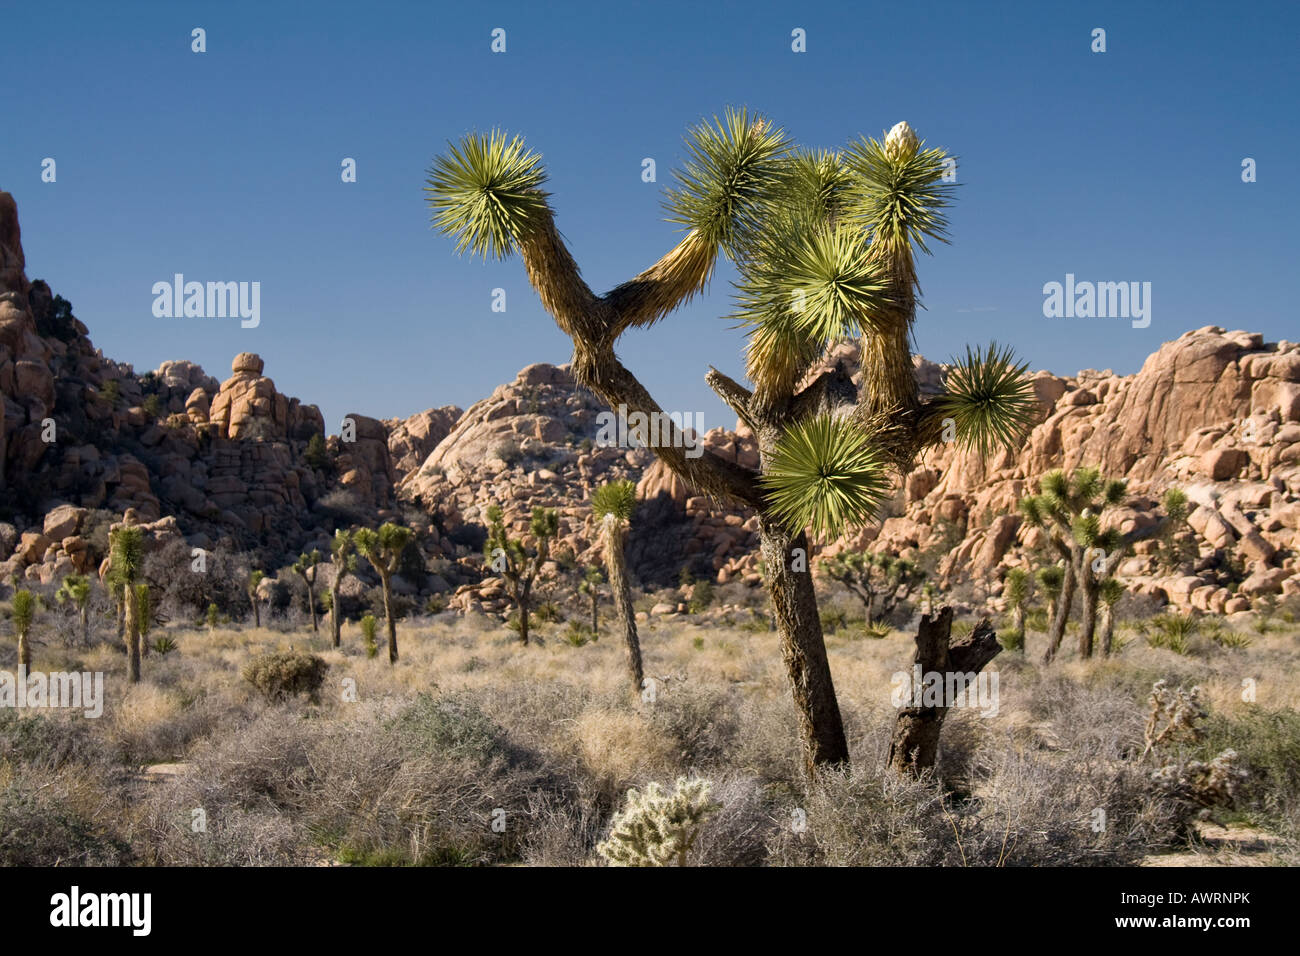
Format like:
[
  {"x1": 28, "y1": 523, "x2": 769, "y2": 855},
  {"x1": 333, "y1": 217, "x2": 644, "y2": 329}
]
[
  {"x1": 329, "y1": 530, "x2": 357, "y2": 649},
  {"x1": 426, "y1": 111, "x2": 1034, "y2": 774},
  {"x1": 354, "y1": 522, "x2": 414, "y2": 664},
  {"x1": 591, "y1": 480, "x2": 644, "y2": 693},
  {"x1": 108, "y1": 526, "x2": 146, "y2": 683}
]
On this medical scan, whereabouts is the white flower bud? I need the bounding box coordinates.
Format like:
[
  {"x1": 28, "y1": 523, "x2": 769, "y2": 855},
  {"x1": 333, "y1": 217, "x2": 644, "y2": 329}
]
[{"x1": 884, "y1": 121, "x2": 919, "y2": 162}]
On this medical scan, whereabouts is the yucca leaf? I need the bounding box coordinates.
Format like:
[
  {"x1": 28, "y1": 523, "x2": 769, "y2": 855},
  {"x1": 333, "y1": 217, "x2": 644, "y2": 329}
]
[
  {"x1": 934, "y1": 342, "x2": 1036, "y2": 458},
  {"x1": 425, "y1": 130, "x2": 549, "y2": 260},
  {"x1": 760, "y1": 414, "x2": 892, "y2": 538}
]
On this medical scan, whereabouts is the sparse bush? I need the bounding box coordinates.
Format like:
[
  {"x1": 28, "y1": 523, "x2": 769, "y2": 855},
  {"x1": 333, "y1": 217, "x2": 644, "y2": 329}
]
[{"x1": 242, "y1": 651, "x2": 329, "y2": 703}]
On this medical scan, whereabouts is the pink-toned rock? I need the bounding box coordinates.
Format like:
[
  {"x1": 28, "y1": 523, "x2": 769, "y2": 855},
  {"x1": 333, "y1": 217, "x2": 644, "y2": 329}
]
[{"x1": 1201, "y1": 446, "x2": 1248, "y2": 481}]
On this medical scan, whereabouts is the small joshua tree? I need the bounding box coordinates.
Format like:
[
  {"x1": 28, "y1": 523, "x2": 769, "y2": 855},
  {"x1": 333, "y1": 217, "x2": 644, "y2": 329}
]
[
  {"x1": 578, "y1": 564, "x2": 603, "y2": 635},
  {"x1": 329, "y1": 530, "x2": 357, "y2": 649},
  {"x1": 1002, "y1": 566, "x2": 1030, "y2": 653},
  {"x1": 108, "y1": 525, "x2": 145, "y2": 683},
  {"x1": 55, "y1": 573, "x2": 92, "y2": 646},
  {"x1": 292, "y1": 550, "x2": 322, "y2": 633},
  {"x1": 483, "y1": 504, "x2": 558, "y2": 647},
  {"x1": 1154, "y1": 487, "x2": 1193, "y2": 573},
  {"x1": 596, "y1": 777, "x2": 718, "y2": 867},
  {"x1": 247, "y1": 570, "x2": 265, "y2": 628},
  {"x1": 1036, "y1": 564, "x2": 1065, "y2": 635},
  {"x1": 354, "y1": 522, "x2": 414, "y2": 664},
  {"x1": 11, "y1": 589, "x2": 36, "y2": 672},
  {"x1": 360, "y1": 612, "x2": 379, "y2": 658},
  {"x1": 1098, "y1": 576, "x2": 1125, "y2": 657},
  {"x1": 821, "y1": 550, "x2": 925, "y2": 625},
  {"x1": 592, "y1": 480, "x2": 643, "y2": 692},
  {"x1": 427, "y1": 112, "x2": 1035, "y2": 774}
]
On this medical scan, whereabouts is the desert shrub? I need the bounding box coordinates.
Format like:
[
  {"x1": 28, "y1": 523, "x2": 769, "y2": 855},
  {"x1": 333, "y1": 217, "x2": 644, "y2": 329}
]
[
  {"x1": 0, "y1": 781, "x2": 131, "y2": 866},
  {"x1": 315, "y1": 488, "x2": 374, "y2": 526},
  {"x1": 648, "y1": 684, "x2": 740, "y2": 768},
  {"x1": 1196, "y1": 709, "x2": 1300, "y2": 833},
  {"x1": 242, "y1": 651, "x2": 328, "y2": 703},
  {"x1": 0, "y1": 710, "x2": 103, "y2": 771},
  {"x1": 687, "y1": 579, "x2": 714, "y2": 614},
  {"x1": 360, "y1": 613, "x2": 378, "y2": 657},
  {"x1": 387, "y1": 693, "x2": 505, "y2": 764},
  {"x1": 143, "y1": 538, "x2": 250, "y2": 621}
]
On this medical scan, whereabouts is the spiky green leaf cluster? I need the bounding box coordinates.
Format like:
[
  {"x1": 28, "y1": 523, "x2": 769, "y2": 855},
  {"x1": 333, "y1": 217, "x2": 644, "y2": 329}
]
[
  {"x1": 108, "y1": 526, "x2": 145, "y2": 586},
  {"x1": 355, "y1": 522, "x2": 415, "y2": 575},
  {"x1": 844, "y1": 134, "x2": 956, "y2": 261},
  {"x1": 664, "y1": 107, "x2": 790, "y2": 258},
  {"x1": 1003, "y1": 567, "x2": 1030, "y2": 607},
  {"x1": 596, "y1": 777, "x2": 718, "y2": 867},
  {"x1": 56, "y1": 574, "x2": 91, "y2": 608},
  {"x1": 934, "y1": 342, "x2": 1037, "y2": 459},
  {"x1": 1036, "y1": 564, "x2": 1065, "y2": 597},
  {"x1": 11, "y1": 589, "x2": 36, "y2": 634},
  {"x1": 592, "y1": 479, "x2": 637, "y2": 524},
  {"x1": 425, "y1": 129, "x2": 549, "y2": 260},
  {"x1": 761, "y1": 414, "x2": 892, "y2": 538}
]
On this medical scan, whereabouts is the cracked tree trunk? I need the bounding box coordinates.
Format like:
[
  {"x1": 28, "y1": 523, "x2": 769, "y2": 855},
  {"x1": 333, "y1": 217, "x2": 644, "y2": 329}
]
[
  {"x1": 887, "y1": 607, "x2": 1001, "y2": 776},
  {"x1": 759, "y1": 519, "x2": 849, "y2": 776}
]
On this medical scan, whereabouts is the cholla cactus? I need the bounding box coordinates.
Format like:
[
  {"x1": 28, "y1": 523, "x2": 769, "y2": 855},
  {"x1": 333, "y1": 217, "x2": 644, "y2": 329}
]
[
  {"x1": 1142, "y1": 680, "x2": 1207, "y2": 757},
  {"x1": 1151, "y1": 749, "x2": 1248, "y2": 810},
  {"x1": 597, "y1": 777, "x2": 718, "y2": 867}
]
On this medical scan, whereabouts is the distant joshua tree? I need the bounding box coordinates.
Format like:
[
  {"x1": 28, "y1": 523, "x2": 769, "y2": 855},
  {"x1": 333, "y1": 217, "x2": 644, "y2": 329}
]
[
  {"x1": 292, "y1": 550, "x2": 323, "y2": 633},
  {"x1": 484, "y1": 505, "x2": 558, "y2": 647},
  {"x1": 56, "y1": 573, "x2": 92, "y2": 646},
  {"x1": 247, "y1": 570, "x2": 265, "y2": 628},
  {"x1": 820, "y1": 550, "x2": 925, "y2": 625},
  {"x1": 578, "y1": 564, "x2": 603, "y2": 635},
  {"x1": 329, "y1": 530, "x2": 358, "y2": 649},
  {"x1": 11, "y1": 589, "x2": 36, "y2": 672},
  {"x1": 427, "y1": 111, "x2": 1034, "y2": 775},
  {"x1": 1002, "y1": 566, "x2": 1030, "y2": 653},
  {"x1": 108, "y1": 525, "x2": 146, "y2": 683},
  {"x1": 592, "y1": 480, "x2": 643, "y2": 693},
  {"x1": 354, "y1": 523, "x2": 414, "y2": 664}
]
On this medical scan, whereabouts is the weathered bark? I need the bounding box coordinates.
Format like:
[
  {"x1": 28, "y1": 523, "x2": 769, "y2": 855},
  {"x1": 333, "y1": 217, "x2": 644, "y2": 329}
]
[
  {"x1": 17, "y1": 629, "x2": 31, "y2": 672},
  {"x1": 589, "y1": 591, "x2": 599, "y2": 635},
  {"x1": 759, "y1": 520, "x2": 850, "y2": 776},
  {"x1": 380, "y1": 572, "x2": 398, "y2": 664},
  {"x1": 1078, "y1": 569, "x2": 1098, "y2": 659},
  {"x1": 1043, "y1": 560, "x2": 1075, "y2": 664},
  {"x1": 887, "y1": 608, "x2": 1001, "y2": 776},
  {"x1": 124, "y1": 586, "x2": 141, "y2": 683},
  {"x1": 79, "y1": 605, "x2": 89, "y2": 646},
  {"x1": 604, "y1": 521, "x2": 643, "y2": 693},
  {"x1": 1100, "y1": 603, "x2": 1117, "y2": 657},
  {"x1": 516, "y1": 580, "x2": 531, "y2": 646},
  {"x1": 251, "y1": 596, "x2": 261, "y2": 629},
  {"x1": 1012, "y1": 603, "x2": 1025, "y2": 652},
  {"x1": 330, "y1": 583, "x2": 342, "y2": 649}
]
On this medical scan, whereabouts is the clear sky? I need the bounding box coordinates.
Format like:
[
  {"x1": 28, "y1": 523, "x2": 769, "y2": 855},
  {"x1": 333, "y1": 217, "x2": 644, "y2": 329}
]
[{"x1": 3, "y1": 0, "x2": 1296, "y2": 435}]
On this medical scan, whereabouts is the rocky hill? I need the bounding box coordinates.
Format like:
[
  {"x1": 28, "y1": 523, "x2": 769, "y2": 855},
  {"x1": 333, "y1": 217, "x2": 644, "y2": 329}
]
[{"x1": 2, "y1": 188, "x2": 1297, "y2": 618}]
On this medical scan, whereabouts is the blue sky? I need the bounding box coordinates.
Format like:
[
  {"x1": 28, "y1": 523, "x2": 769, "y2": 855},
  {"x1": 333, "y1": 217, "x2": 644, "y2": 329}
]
[{"x1": 3, "y1": 0, "x2": 1296, "y2": 434}]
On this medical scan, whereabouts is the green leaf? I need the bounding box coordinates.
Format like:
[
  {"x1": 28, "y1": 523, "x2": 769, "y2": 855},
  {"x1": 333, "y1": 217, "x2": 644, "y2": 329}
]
[
  {"x1": 760, "y1": 414, "x2": 892, "y2": 538},
  {"x1": 934, "y1": 342, "x2": 1037, "y2": 458}
]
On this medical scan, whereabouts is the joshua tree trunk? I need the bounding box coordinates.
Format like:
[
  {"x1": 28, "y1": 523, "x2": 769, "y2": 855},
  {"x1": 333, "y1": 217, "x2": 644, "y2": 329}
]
[
  {"x1": 252, "y1": 598, "x2": 261, "y2": 629},
  {"x1": 380, "y1": 571, "x2": 398, "y2": 664},
  {"x1": 1044, "y1": 561, "x2": 1075, "y2": 664},
  {"x1": 330, "y1": 583, "x2": 342, "y2": 648},
  {"x1": 116, "y1": 592, "x2": 125, "y2": 642},
  {"x1": 124, "y1": 586, "x2": 141, "y2": 683},
  {"x1": 79, "y1": 605, "x2": 89, "y2": 646},
  {"x1": 604, "y1": 524, "x2": 643, "y2": 693},
  {"x1": 516, "y1": 580, "x2": 531, "y2": 647},
  {"x1": 887, "y1": 607, "x2": 1001, "y2": 775},
  {"x1": 759, "y1": 520, "x2": 850, "y2": 776},
  {"x1": 17, "y1": 630, "x2": 31, "y2": 673},
  {"x1": 590, "y1": 592, "x2": 599, "y2": 635},
  {"x1": 1100, "y1": 603, "x2": 1117, "y2": 657},
  {"x1": 1012, "y1": 603, "x2": 1025, "y2": 652},
  {"x1": 1078, "y1": 570, "x2": 1098, "y2": 659}
]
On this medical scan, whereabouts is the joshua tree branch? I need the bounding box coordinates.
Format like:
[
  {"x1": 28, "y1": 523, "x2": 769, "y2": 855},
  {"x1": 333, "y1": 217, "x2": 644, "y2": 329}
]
[{"x1": 706, "y1": 366, "x2": 756, "y2": 432}]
